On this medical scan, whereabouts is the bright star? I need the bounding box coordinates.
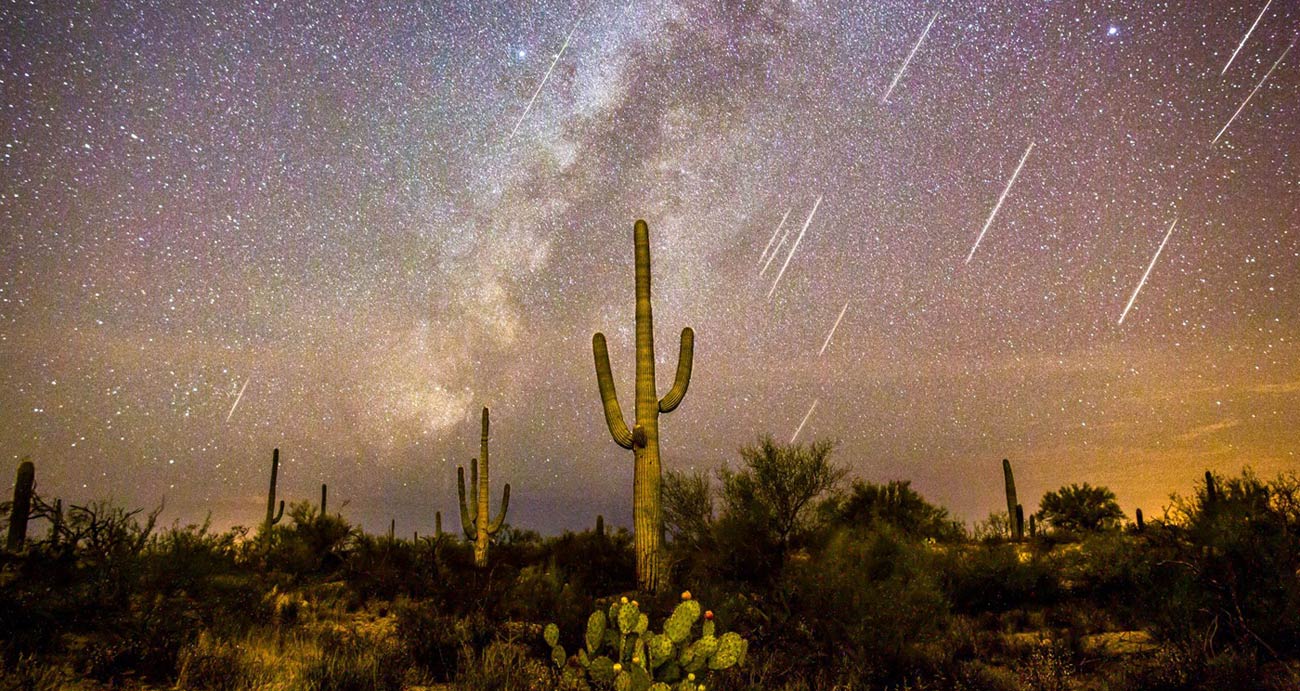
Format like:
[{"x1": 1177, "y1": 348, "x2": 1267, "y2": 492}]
[{"x1": 1107, "y1": 26, "x2": 1120, "y2": 36}]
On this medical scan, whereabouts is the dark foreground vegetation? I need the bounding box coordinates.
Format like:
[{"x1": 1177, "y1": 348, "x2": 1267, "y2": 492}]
[{"x1": 3, "y1": 442, "x2": 1300, "y2": 691}]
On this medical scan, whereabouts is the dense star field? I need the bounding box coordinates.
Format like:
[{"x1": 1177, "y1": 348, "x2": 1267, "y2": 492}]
[{"x1": 1, "y1": 0, "x2": 1297, "y2": 534}]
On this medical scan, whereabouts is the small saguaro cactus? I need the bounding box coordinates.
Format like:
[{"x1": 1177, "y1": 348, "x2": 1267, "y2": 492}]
[
  {"x1": 1028, "y1": 513, "x2": 1037, "y2": 538},
  {"x1": 457, "y1": 407, "x2": 511, "y2": 568},
  {"x1": 593, "y1": 219, "x2": 695, "y2": 593},
  {"x1": 389, "y1": 519, "x2": 396, "y2": 540},
  {"x1": 265, "y1": 449, "x2": 285, "y2": 529},
  {"x1": 1002, "y1": 459, "x2": 1021, "y2": 541},
  {"x1": 435, "y1": 510, "x2": 442, "y2": 539},
  {"x1": 1015, "y1": 504, "x2": 1025, "y2": 541},
  {"x1": 1204, "y1": 470, "x2": 1218, "y2": 506},
  {"x1": 1135, "y1": 507, "x2": 1145, "y2": 532},
  {"x1": 7, "y1": 458, "x2": 35, "y2": 552},
  {"x1": 320, "y1": 483, "x2": 327, "y2": 517},
  {"x1": 596, "y1": 514, "x2": 605, "y2": 538}
]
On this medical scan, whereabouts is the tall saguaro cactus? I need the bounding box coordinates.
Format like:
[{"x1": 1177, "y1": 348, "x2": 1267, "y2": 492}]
[
  {"x1": 7, "y1": 459, "x2": 35, "y2": 552},
  {"x1": 265, "y1": 449, "x2": 285, "y2": 529},
  {"x1": 457, "y1": 407, "x2": 510, "y2": 568},
  {"x1": 1002, "y1": 459, "x2": 1022, "y2": 540},
  {"x1": 593, "y1": 219, "x2": 695, "y2": 592}
]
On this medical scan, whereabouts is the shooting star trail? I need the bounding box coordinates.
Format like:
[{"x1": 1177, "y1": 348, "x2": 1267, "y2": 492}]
[
  {"x1": 966, "y1": 141, "x2": 1034, "y2": 264},
  {"x1": 225, "y1": 378, "x2": 250, "y2": 423},
  {"x1": 883, "y1": 11, "x2": 938, "y2": 102},
  {"x1": 1118, "y1": 217, "x2": 1178, "y2": 325},
  {"x1": 818, "y1": 301, "x2": 851, "y2": 356},
  {"x1": 1222, "y1": 0, "x2": 1272, "y2": 75},
  {"x1": 760, "y1": 218, "x2": 792, "y2": 276},
  {"x1": 757, "y1": 208, "x2": 792, "y2": 269},
  {"x1": 767, "y1": 195, "x2": 823, "y2": 299},
  {"x1": 790, "y1": 399, "x2": 818, "y2": 444},
  {"x1": 507, "y1": 19, "x2": 580, "y2": 139},
  {"x1": 1212, "y1": 39, "x2": 1294, "y2": 146}
]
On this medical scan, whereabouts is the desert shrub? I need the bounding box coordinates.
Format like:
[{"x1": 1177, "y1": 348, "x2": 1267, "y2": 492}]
[
  {"x1": 174, "y1": 632, "x2": 254, "y2": 691},
  {"x1": 781, "y1": 528, "x2": 949, "y2": 685},
  {"x1": 1055, "y1": 531, "x2": 1157, "y2": 625},
  {"x1": 1006, "y1": 639, "x2": 1076, "y2": 691},
  {"x1": 300, "y1": 621, "x2": 409, "y2": 691},
  {"x1": 393, "y1": 601, "x2": 492, "y2": 681},
  {"x1": 0, "y1": 653, "x2": 67, "y2": 691},
  {"x1": 544, "y1": 527, "x2": 636, "y2": 596},
  {"x1": 263, "y1": 501, "x2": 357, "y2": 574},
  {"x1": 457, "y1": 639, "x2": 554, "y2": 691},
  {"x1": 825, "y1": 479, "x2": 965, "y2": 542},
  {"x1": 1149, "y1": 470, "x2": 1300, "y2": 660},
  {"x1": 1035, "y1": 483, "x2": 1124, "y2": 536},
  {"x1": 941, "y1": 543, "x2": 1061, "y2": 614}
]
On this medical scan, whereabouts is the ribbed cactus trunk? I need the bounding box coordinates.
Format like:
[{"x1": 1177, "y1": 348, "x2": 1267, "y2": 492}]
[
  {"x1": 7, "y1": 459, "x2": 34, "y2": 552},
  {"x1": 475, "y1": 407, "x2": 492, "y2": 565},
  {"x1": 593, "y1": 220, "x2": 694, "y2": 593},
  {"x1": 457, "y1": 407, "x2": 510, "y2": 568},
  {"x1": 265, "y1": 449, "x2": 285, "y2": 530},
  {"x1": 1002, "y1": 459, "x2": 1021, "y2": 541}
]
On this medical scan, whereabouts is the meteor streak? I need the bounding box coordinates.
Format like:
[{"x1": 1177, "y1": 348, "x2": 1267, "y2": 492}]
[
  {"x1": 757, "y1": 208, "x2": 793, "y2": 269},
  {"x1": 790, "y1": 399, "x2": 818, "y2": 444},
  {"x1": 507, "y1": 19, "x2": 580, "y2": 139},
  {"x1": 760, "y1": 218, "x2": 792, "y2": 276},
  {"x1": 883, "y1": 12, "x2": 939, "y2": 102},
  {"x1": 1212, "y1": 39, "x2": 1294, "y2": 146},
  {"x1": 1118, "y1": 217, "x2": 1178, "y2": 325},
  {"x1": 1221, "y1": 0, "x2": 1272, "y2": 75},
  {"x1": 818, "y1": 301, "x2": 850, "y2": 356},
  {"x1": 225, "y1": 377, "x2": 250, "y2": 423},
  {"x1": 768, "y1": 195, "x2": 823, "y2": 299},
  {"x1": 966, "y1": 142, "x2": 1034, "y2": 264}
]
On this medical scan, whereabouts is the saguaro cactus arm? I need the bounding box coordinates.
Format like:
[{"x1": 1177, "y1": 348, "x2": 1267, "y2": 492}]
[
  {"x1": 658, "y1": 327, "x2": 694, "y2": 413},
  {"x1": 457, "y1": 464, "x2": 478, "y2": 540},
  {"x1": 488, "y1": 483, "x2": 511, "y2": 533},
  {"x1": 593, "y1": 333, "x2": 634, "y2": 449}
]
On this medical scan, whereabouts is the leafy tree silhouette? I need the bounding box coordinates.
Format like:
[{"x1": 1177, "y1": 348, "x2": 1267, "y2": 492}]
[{"x1": 1036, "y1": 483, "x2": 1124, "y2": 533}]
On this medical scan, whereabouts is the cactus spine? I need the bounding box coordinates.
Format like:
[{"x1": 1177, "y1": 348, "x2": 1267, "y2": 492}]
[
  {"x1": 457, "y1": 407, "x2": 510, "y2": 567},
  {"x1": 7, "y1": 459, "x2": 34, "y2": 552},
  {"x1": 265, "y1": 449, "x2": 285, "y2": 529},
  {"x1": 593, "y1": 219, "x2": 695, "y2": 592},
  {"x1": 1002, "y1": 459, "x2": 1021, "y2": 540}
]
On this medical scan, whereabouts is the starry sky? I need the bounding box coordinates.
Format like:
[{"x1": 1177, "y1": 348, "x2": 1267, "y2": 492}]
[{"x1": 2, "y1": 0, "x2": 1298, "y2": 536}]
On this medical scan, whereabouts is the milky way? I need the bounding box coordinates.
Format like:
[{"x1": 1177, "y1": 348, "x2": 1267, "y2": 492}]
[{"x1": 2, "y1": 1, "x2": 1298, "y2": 534}]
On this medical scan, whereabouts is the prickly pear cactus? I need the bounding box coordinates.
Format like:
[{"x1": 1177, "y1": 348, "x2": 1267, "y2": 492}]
[{"x1": 544, "y1": 592, "x2": 746, "y2": 689}]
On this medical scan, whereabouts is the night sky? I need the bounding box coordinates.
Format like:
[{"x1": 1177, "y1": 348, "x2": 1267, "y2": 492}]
[{"x1": 3, "y1": 0, "x2": 1298, "y2": 535}]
